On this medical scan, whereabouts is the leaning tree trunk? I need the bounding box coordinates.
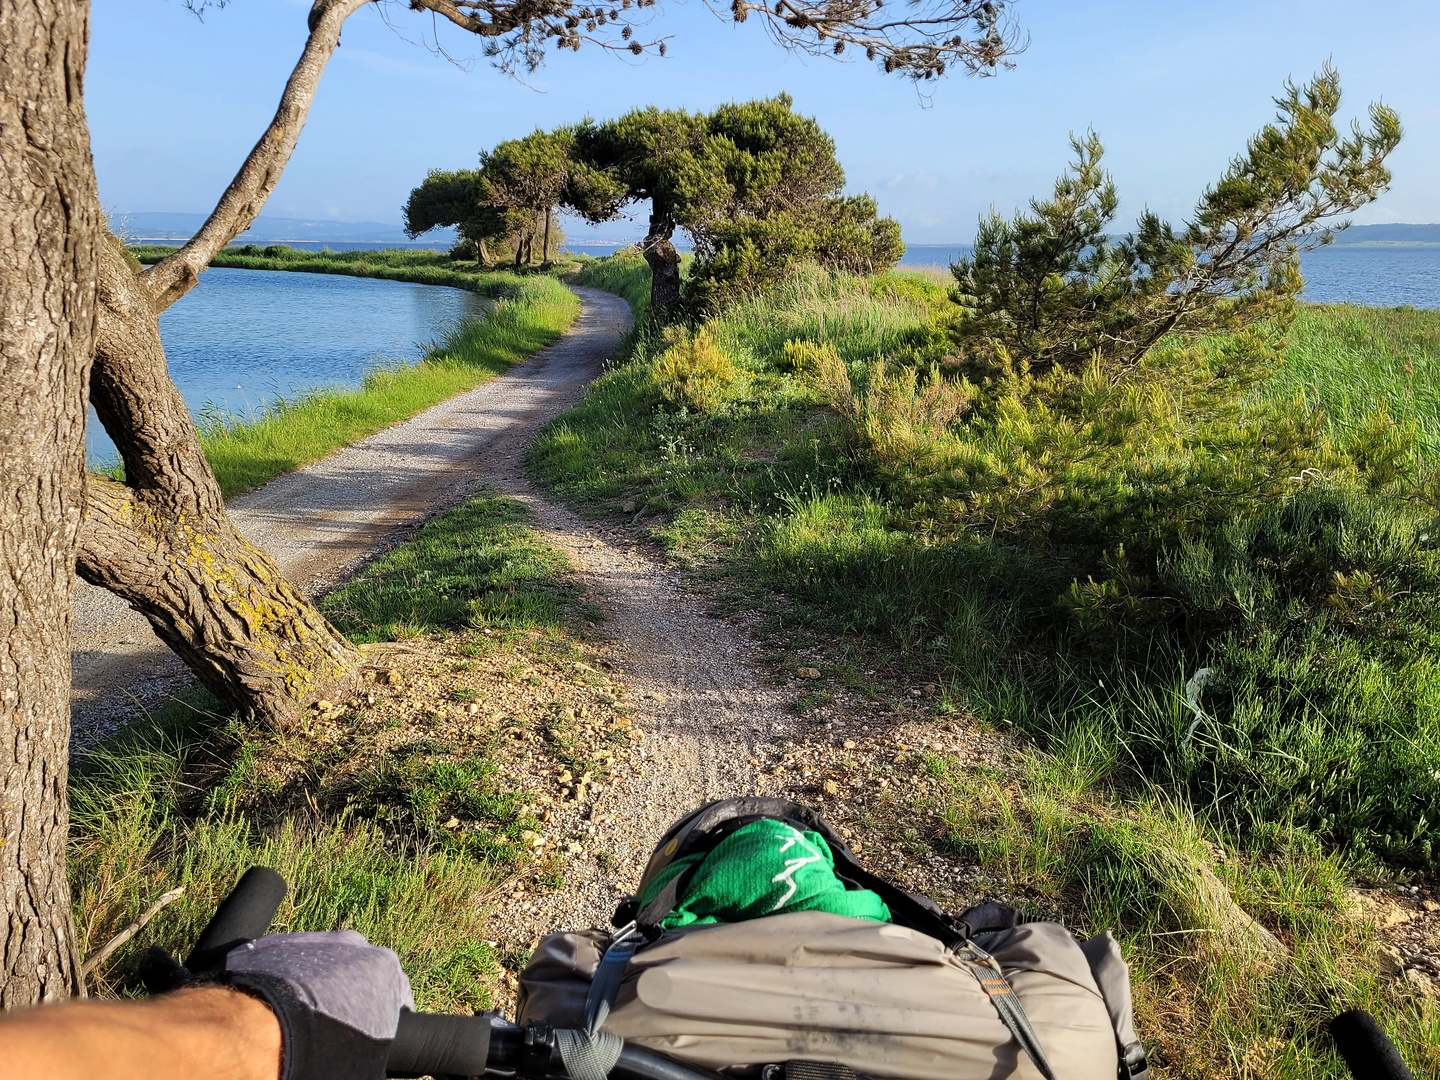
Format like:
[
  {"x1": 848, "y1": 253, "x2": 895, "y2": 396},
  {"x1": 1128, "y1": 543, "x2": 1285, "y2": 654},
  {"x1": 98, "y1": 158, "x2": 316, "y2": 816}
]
[
  {"x1": 0, "y1": 0, "x2": 101, "y2": 1007},
  {"x1": 542, "y1": 207, "x2": 552, "y2": 264},
  {"x1": 640, "y1": 213, "x2": 682, "y2": 311},
  {"x1": 70, "y1": 0, "x2": 372, "y2": 728},
  {"x1": 78, "y1": 240, "x2": 361, "y2": 728}
]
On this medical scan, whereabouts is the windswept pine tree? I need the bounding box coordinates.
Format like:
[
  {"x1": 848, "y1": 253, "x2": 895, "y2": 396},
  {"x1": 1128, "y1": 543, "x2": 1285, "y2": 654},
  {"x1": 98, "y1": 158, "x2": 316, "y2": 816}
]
[{"x1": 568, "y1": 95, "x2": 904, "y2": 309}]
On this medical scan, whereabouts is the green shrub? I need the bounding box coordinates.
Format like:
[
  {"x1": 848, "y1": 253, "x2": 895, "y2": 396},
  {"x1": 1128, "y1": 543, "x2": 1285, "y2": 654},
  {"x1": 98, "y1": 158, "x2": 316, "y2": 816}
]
[
  {"x1": 551, "y1": 252, "x2": 1440, "y2": 866},
  {"x1": 811, "y1": 348, "x2": 971, "y2": 476},
  {"x1": 950, "y1": 70, "x2": 1399, "y2": 379},
  {"x1": 1157, "y1": 486, "x2": 1440, "y2": 863},
  {"x1": 778, "y1": 339, "x2": 837, "y2": 374},
  {"x1": 651, "y1": 326, "x2": 738, "y2": 413},
  {"x1": 686, "y1": 195, "x2": 904, "y2": 312}
]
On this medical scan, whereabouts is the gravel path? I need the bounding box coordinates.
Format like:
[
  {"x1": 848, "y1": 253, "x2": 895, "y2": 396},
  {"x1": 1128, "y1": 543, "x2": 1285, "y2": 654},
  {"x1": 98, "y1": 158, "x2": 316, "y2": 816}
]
[
  {"x1": 477, "y1": 505, "x2": 795, "y2": 944},
  {"x1": 68, "y1": 278, "x2": 938, "y2": 946},
  {"x1": 72, "y1": 275, "x2": 802, "y2": 939},
  {"x1": 70, "y1": 286, "x2": 632, "y2": 746}
]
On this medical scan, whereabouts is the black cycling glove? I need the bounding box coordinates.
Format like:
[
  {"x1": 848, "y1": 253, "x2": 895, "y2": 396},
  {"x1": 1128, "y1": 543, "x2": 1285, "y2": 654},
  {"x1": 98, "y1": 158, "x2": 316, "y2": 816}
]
[{"x1": 222, "y1": 930, "x2": 415, "y2": 1080}]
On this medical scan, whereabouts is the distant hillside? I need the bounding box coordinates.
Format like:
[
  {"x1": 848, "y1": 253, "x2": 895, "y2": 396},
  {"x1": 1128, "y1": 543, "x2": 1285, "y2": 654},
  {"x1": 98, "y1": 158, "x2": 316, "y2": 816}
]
[
  {"x1": 113, "y1": 210, "x2": 646, "y2": 246},
  {"x1": 1331, "y1": 223, "x2": 1440, "y2": 245},
  {"x1": 114, "y1": 212, "x2": 457, "y2": 246}
]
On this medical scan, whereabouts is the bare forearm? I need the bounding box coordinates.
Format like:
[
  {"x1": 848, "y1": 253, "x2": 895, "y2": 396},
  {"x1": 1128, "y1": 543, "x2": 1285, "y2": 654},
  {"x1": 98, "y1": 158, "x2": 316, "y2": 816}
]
[{"x1": 0, "y1": 985, "x2": 281, "y2": 1080}]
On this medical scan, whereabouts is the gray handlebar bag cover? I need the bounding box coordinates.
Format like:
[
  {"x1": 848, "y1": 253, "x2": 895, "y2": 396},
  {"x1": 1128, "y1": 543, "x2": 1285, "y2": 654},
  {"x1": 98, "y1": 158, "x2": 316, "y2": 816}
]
[{"x1": 518, "y1": 911, "x2": 1121, "y2": 1080}]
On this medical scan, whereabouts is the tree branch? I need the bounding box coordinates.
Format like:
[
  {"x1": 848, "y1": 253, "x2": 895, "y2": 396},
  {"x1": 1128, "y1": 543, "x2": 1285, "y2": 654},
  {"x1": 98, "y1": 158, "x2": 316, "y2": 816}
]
[
  {"x1": 729, "y1": 0, "x2": 1024, "y2": 78},
  {"x1": 81, "y1": 888, "x2": 186, "y2": 981},
  {"x1": 140, "y1": 0, "x2": 373, "y2": 313}
]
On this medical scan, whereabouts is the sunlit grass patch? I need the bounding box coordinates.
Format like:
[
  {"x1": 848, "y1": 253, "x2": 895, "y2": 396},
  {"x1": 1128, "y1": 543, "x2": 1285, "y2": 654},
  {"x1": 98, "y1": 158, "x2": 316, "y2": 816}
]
[
  {"x1": 68, "y1": 693, "x2": 511, "y2": 1011},
  {"x1": 320, "y1": 492, "x2": 589, "y2": 642},
  {"x1": 570, "y1": 248, "x2": 657, "y2": 320},
  {"x1": 1263, "y1": 303, "x2": 1440, "y2": 465}
]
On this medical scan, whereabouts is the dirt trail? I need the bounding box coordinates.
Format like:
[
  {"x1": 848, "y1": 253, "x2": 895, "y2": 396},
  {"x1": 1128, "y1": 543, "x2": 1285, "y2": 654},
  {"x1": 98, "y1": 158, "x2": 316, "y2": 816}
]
[
  {"x1": 69, "y1": 282, "x2": 921, "y2": 942},
  {"x1": 482, "y1": 489, "x2": 798, "y2": 941},
  {"x1": 71, "y1": 286, "x2": 632, "y2": 745}
]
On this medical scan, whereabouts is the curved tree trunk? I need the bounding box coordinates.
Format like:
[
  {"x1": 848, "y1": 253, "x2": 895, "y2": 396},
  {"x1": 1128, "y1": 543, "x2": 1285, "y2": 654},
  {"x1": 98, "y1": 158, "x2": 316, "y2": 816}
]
[
  {"x1": 78, "y1": 240, "x2": 360, "y2": 728},
  {"x1": 71, "y1": 0, "x2": 373, "y2": 728},
  {"x1": 641, "y1": 213, "x2": 682, "y2": 310},
  {"x1": 0, "y1": 0, "x2": 100, "y2": 1007}
]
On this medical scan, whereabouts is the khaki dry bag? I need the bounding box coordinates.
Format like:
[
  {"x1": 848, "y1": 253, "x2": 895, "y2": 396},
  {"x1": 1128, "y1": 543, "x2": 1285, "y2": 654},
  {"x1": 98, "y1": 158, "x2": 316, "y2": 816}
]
[{"x1": 517, "y1": 798, "x2": 1147, "y2": 1080}]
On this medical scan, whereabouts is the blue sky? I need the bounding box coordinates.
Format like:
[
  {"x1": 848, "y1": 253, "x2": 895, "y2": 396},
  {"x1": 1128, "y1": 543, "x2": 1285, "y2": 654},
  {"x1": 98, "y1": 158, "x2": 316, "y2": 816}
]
[{"x1": 89, "y1": 0, "x2": 1440, "y2": 243}]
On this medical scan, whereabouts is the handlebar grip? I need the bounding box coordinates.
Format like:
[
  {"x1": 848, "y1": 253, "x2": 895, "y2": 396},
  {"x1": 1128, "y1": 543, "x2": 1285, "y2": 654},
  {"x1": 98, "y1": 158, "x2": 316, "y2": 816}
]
[
  {"x1": 185, "y1": 866, "x2": 287, "y2": 973},
  {"x1": 386, "y1": 1010, "x2": 493, "y2": 1078},
  {"x1": 1330, "y1": 1010, "x2": 1415, "y2": 1080}
]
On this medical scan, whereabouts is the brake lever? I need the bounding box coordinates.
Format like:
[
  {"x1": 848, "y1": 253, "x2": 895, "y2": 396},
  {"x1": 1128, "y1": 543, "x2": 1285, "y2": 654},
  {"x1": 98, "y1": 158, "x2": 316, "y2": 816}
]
[{"x1": 137, "y1": 866, "x2": 288, "y2": 994}]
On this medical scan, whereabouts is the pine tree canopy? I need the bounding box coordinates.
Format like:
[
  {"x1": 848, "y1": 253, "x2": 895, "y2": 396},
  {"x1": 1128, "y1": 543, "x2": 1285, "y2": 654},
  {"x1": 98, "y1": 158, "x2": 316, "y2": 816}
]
[{"x1": 950, "y1": 65, "x2": 1403, "y2": 379}]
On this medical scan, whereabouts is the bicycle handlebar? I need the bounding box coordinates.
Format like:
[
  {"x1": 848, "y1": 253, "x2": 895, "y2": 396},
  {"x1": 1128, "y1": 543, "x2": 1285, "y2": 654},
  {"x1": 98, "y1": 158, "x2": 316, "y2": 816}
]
[
  {"x1": 1329, "y1": 1010, "x2": 1416, "y2": 1080},
  {"x1": 188, "y1": 866, "x2": 1416, "y2": 1080},
  {"x1": 186, "y1": 866, "x2": 287, "y2": 973},
  {"x1": 387, "y1": 1011, "x2": 493, "y2": 1077},
  {"x1": 189, "y1": 867, "x2": 721, "y2": 1080}
]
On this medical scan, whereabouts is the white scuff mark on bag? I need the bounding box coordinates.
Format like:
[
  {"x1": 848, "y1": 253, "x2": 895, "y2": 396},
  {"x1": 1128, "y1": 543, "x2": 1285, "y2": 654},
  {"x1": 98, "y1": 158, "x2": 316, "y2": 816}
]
[{"x1": 1183, "y1": 667, "x2": 1215, "y2": 747}]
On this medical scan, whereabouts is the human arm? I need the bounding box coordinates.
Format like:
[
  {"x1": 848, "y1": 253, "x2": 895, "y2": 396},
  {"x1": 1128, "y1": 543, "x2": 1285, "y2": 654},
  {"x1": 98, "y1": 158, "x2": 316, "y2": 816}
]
[
  {"x1": 0, "y1": 928, "x2": 413, "y2": 1080},
  {"x1": 0, "y1": 983, "x2": 282, "y2": 1080}
]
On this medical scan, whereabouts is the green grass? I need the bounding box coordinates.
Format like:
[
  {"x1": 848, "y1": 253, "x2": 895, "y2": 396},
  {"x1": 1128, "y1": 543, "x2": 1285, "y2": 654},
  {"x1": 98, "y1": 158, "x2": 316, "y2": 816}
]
[
  {"x1": 535, "y1": 253, "x2": 1440, "y2": 1077},
  {"x1": 917, "y1": 744, "x2": 1440, "y2": 1078},
  {"x1": 120, "y1": 246, "x2": 581, "y2": 497},
  {"x1": 130, "y1": 243, "x2": 581, "y2": 291},
  {"x1": 68, "y1": 491, "x2": 582, "y2": 1007},
  {"x1": 1265, "y1": 303, "x2": 1440, "y2": 463},
  {"x1": 320, "y1": 492, "x2": 592, "y2": 641},
  {"x1": 67, "y1": 688, "x2": 514, "y2": 1010},
  {"x1": 570, "y1": 248, "x2": 657, "y2": 321},
  {"x1": 535, "y1": 259, "x2": 1440, "y2": 865}
]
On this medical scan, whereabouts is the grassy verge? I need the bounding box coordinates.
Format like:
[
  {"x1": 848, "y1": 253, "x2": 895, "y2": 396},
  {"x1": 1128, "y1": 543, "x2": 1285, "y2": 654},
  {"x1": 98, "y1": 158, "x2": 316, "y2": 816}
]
[
  {"x1": 1263, "y1": 303, "x2": 1440, "y2": 461},
  {"x1": 532, "y1": 254, "x2": 1440, "y2": 1075},
  {"x1": 570, "y1": 248, "x2": 658, "y2": 321},
  {"x1": 69, "y1": 491, "x2": 613, "y2": 1007},
  {"x1": 122, "y1": 246, "x2": 581, "y2": 497},
  {"x1": 921, "y1": 746, "x2": 1440, "y2": 1078},
  {"x1": 130, "y1": 243, "x2": 583, "y2": 290}
]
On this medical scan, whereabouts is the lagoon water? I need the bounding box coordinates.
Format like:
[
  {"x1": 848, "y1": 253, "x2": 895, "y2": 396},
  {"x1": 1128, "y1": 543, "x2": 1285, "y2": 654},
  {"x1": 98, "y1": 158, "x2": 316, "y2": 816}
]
[
  {"x1": 899, "y1": 243, "x2": 1440, "y2": 309},
  {"x1": 88, "y1": 267, "x2": 486, "y2": 465},
  {"x1": 91, "y1": 244, "x2": 1440, "y2": 467}
]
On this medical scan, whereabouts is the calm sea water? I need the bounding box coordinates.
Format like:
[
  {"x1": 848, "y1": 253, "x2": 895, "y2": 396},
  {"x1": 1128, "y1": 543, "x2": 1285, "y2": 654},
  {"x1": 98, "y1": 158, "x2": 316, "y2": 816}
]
[
  {"x1": 87, "y1": 267, "x2": 486, "y2": 466},
  {"x1": 899, "y1": 243, "x2": 1440, "y2": 309}
]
